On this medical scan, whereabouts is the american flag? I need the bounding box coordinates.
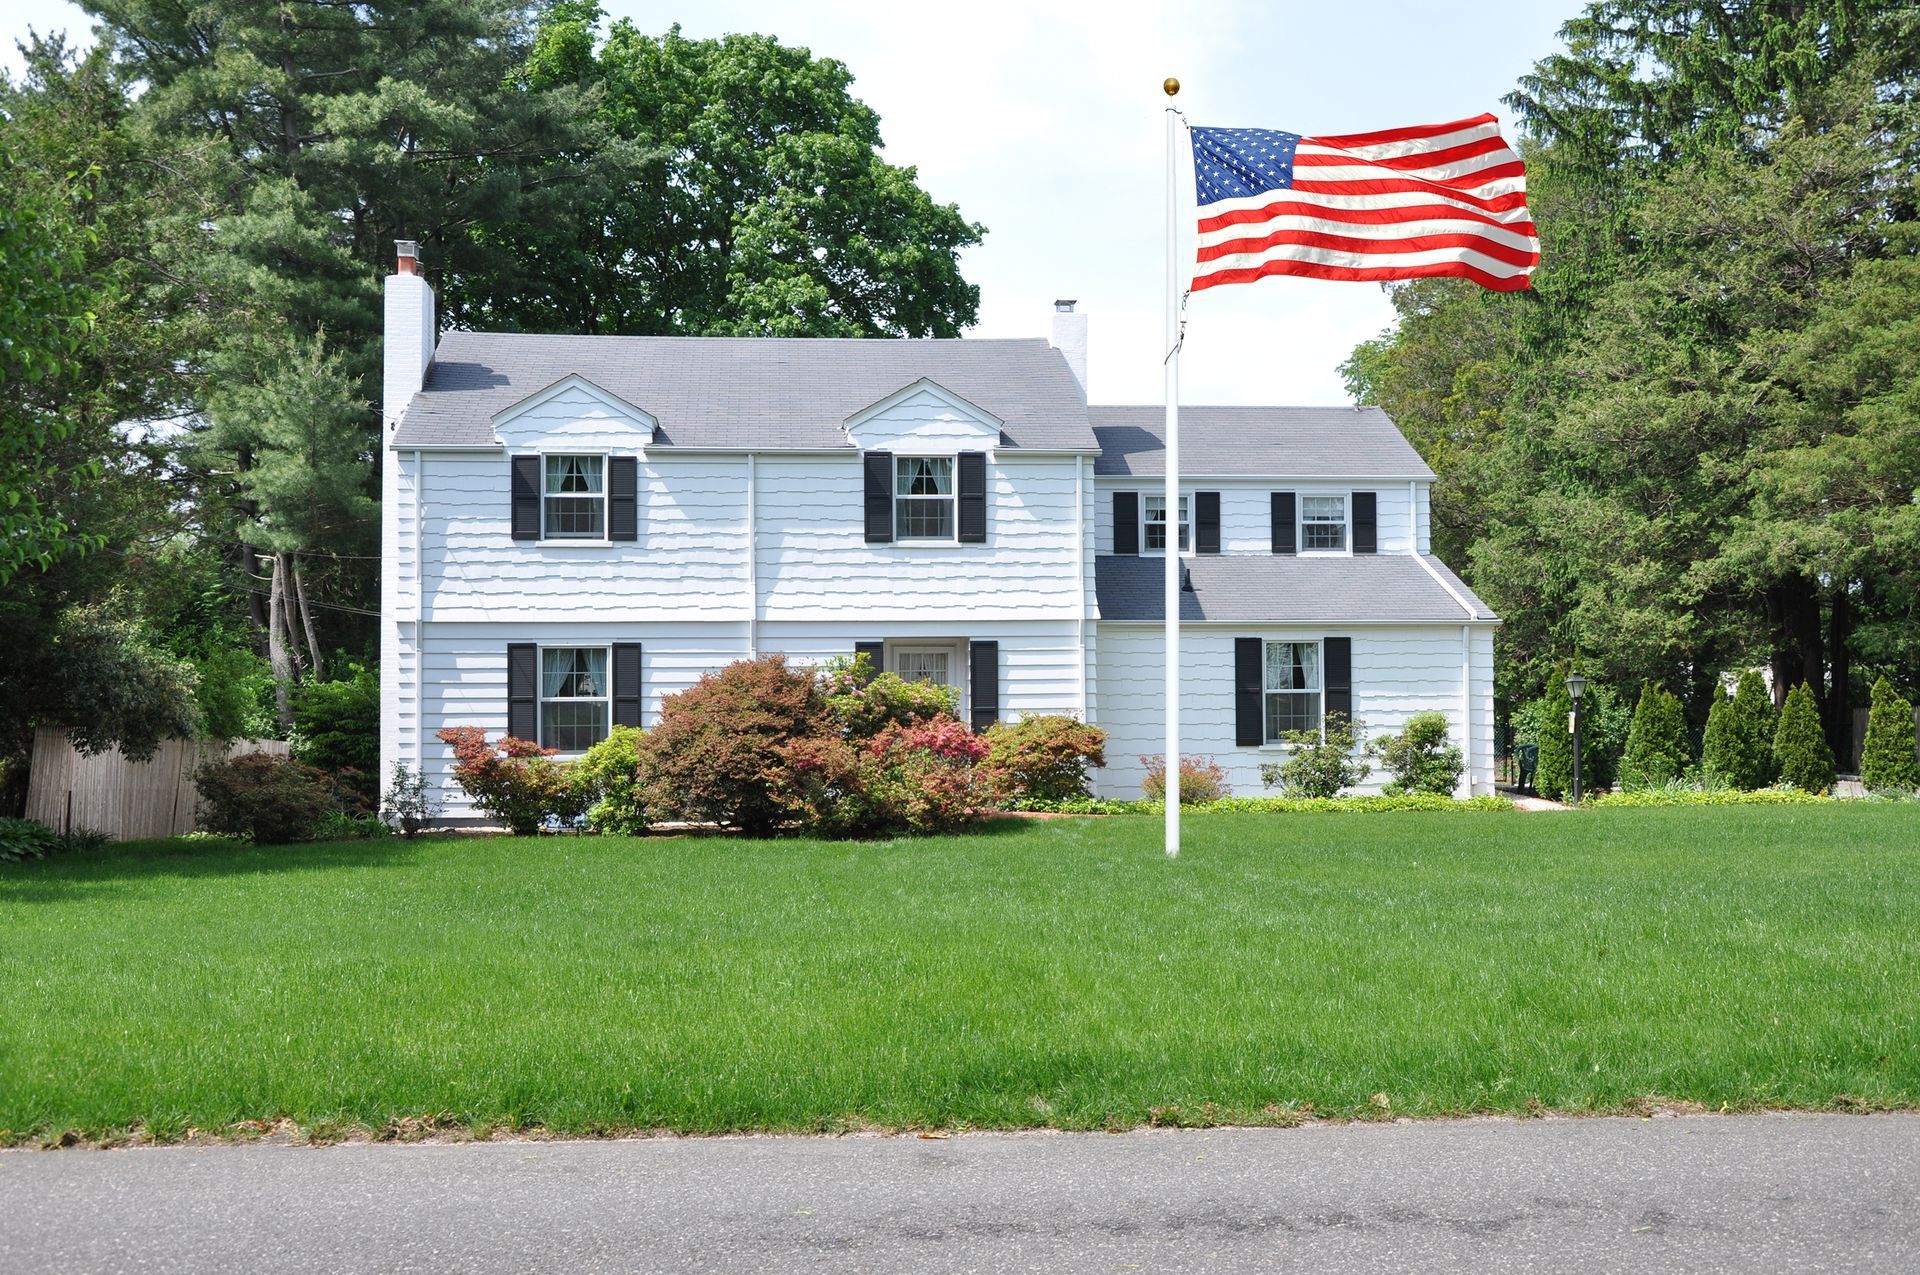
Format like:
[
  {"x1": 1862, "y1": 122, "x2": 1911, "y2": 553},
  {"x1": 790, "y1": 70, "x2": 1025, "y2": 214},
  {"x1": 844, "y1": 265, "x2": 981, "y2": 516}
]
[{"x1": 1189, "y1": 114, "x2": 1538, "y2": 293}]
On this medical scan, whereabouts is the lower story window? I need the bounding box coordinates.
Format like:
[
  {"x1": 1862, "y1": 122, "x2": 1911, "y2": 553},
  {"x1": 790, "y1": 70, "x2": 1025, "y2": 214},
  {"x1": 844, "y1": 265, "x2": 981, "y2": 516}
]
[
  {"x1": 893, "y1": 646, "x2": 954, "y2": 689},
  {"x1": 1264, "y1": 640, "x2": 1323, "y2": 741},
  {"x1": 541, "y1": 646, "x2": 608, "y2": 751}
]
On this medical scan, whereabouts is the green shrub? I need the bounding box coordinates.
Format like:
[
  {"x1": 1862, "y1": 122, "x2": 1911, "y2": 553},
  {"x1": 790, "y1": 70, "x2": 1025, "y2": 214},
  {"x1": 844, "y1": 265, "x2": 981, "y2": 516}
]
[
  {"x1": 981, "y1": 715, "x2": 1107, "y2": 803},
  {"x1": 573, "y1": 725, "x2": 649, "y2": 834},
  {"x1": 380, "y1": 762, "x2": 442, "y2": 838},
  {"x1": 436, "y1": 727, "x2": 583, "y2": 835},
  {"x1": 192, "y1": 644, "x2": 277, "y2": 742},
  {"x1": 1371, "y1": 712, "x2": 1464, "y2": 796},
  {"x1": 1619, "y1": 682, "x2": 1691, "y2": 791},
  {"x1": 639, "y1": 655, "x2": 826, "y2": 835},
  {"x1": 1702, "y1": 671, "x2": 1776, "y2": 790},
  {"x1": 0, "y1": 817, "x2": 64, "y2": 864},
  {"x1": 1513, "y1": 678, "x2": 1624, "y2": 793},
  {"x1": 194, "y1": 752, "x2": 339, "y2": 844},
  {"x1": 820, "y1": 658, "x2": 957, "y2": 738},
  {"x1": 315, "y1": 809, "x2": 390, "y2": 841},
  {"x1": 1772, "y1": 682, "x2": 1835, "y2": 794},
  {"x1": 1259, "y1": 712, "x2": 1369, "y2": 798},
  {"x1": 1140, "y1": 754, "x2": 1230, "y2": 804},
  {"x1": 291, "y1": 664, "x2": 380, "y2": 809},
  {"x1": 1860, "y1": 676, "x2": 1920, "y2": 793},
  {"x1": 1014, "y1": 793, "x2": 1515, "y2": 815},
  {"x1": 1532, "y1": 679, "x2": 1576, "y2": 800},
  {"x1": 1586, "y1": 782, "x2": 1829, "y2": 808}
]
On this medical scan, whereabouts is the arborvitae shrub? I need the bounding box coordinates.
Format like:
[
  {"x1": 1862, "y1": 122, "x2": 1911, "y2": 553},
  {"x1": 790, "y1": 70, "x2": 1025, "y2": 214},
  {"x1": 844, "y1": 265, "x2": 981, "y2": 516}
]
[
  {"x1": 1861, "y1": 676, "x2": 1920, "y2": 793},
  {"x1": 1619, "y1": 682, "x2": 1690, "y2": 791},
  {"x1": 1700, "y1": 691, "x2": 1734, "y2": 785},
  {"x1": 1772, "y1": 682, "x2": 1835, "y2": 794},
  {"x1": 1724, "y1": 670, "x2": 1777, "y2": 789},
  {"x1": 1533, "y1": 680, "x2": 1575, "y2": 801}
]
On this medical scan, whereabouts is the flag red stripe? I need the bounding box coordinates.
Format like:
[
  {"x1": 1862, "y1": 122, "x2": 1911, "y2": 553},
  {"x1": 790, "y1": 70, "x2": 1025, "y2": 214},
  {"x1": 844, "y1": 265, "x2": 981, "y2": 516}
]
[
  {"x1": 1197, "y1": 226, "x2": 1540, "y2": 269},
  {"x1": 1192, "y1": 255, "x2": 1532, "y2": 292},
  {"x1": 1301, "y1": 113, "x2": 1499, "y2": 152},
  {"x1": 1296, "y1": 133, "x2": 1512, "y2": 172},
  {"x1": 1198, "y1": 198, "x2": 1536, "y2": 237},
  {"x1": 1288, "y1": 174, "x2": 1528, "y2": 211}
]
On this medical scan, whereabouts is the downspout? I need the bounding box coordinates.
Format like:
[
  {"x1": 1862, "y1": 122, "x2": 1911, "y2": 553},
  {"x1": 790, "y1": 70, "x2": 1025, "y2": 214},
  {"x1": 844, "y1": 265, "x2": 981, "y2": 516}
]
[
  {"x1": 414, "y1": 449, "x2": 426, "y2": 773},
  {"x1": 745, "y1": 453, "x2": 758, "y2": 658},
  {"x1": 1461, "y1": 623, "x2": 1473, "y2": 797}
]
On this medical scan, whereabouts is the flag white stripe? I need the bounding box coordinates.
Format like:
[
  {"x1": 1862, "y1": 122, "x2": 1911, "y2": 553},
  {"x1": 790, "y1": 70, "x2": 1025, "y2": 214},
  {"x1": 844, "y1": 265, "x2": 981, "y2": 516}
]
[
  {"x1": 1196, "y1": 241, "x2": 1533, "y2": 280},
  {"x1": 1197, "y1": 213, "x2": 1540, "y2": 254},
  {"x1": 1197, "y1": 186, "x2": 1537, "y2": 223},
  {"x1": 1300, "y1": 120, "x2": 1502, "y2": 162},
  {"x1": 1289, "y1": 152, "x2": 1525, "y2": 186}
]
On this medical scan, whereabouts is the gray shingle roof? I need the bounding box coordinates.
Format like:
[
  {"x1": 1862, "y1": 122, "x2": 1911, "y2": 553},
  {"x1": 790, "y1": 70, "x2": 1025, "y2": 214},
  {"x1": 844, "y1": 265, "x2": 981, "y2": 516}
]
[
  {"x1": 1090, "y1": 406, "x2": 1435, "y2": 479},
  {"x1": 1095, "y1": 554, "x2": 1495, "y2": 623},
  {"x1": 392, "y1": 332, "x2": 1100, "y2": 451}
]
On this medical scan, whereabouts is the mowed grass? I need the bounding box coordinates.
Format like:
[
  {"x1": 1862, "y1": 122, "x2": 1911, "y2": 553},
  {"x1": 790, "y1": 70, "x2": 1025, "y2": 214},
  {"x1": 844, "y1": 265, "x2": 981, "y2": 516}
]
[{"x1": 3, "y1": 806, "x2": 1918, "y2": 1141}]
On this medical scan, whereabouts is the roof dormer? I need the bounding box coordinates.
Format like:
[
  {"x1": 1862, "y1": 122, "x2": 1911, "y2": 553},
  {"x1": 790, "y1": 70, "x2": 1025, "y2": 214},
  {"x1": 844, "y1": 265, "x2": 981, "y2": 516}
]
[{"x1": 844, "y1": 377, "x2": 1003, "y2": 452}]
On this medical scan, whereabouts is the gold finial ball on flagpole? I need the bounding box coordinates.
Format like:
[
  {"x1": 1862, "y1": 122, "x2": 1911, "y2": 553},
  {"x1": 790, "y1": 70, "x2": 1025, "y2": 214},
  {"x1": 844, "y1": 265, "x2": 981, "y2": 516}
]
[{"x1": 1163, "y1": 77, "x2": 1180, "y2": 97}]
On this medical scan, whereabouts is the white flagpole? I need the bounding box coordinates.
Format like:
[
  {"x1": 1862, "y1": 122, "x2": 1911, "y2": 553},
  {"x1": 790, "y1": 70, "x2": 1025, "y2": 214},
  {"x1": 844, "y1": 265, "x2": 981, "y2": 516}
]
[{"x1": 1163, "y1": 78, "x2": 1181, "y2": 860}]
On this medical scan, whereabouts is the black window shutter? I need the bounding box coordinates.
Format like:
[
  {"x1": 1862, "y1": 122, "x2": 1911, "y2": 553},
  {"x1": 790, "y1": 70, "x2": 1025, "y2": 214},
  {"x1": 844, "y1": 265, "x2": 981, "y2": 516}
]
[
  {"x1": 608, "y1": 457, "x2": 638, "y2": 542},
  {"x1": 1271, "y1": 491, "x2": 1297, "y2": 555},
  {"x1": 612, "y1": 642, "x2": 642, "y2": 728},
  {"x1": 507, "y1": 643, "x2": 538, "y2": 741},
  {"x1": 863, "y1": 451, "x2": 894, "y2": 543},
  {"x1": 1352, "y1": 491, "x2": 1376, "y2": 554},
  {"x1": 853, "y1": 641, "x2": 885, "y2": 682},
  {"x1": 1113, "y1": 491, "x2": 1140, "y2": 555},
  {"x1": 1234, "y1": 637, "x2": 1264, "y2": 747},
  {"x1": 957, "y1": 451, "x2": 987, "y2": 543},
  {"x1": 510, "y1": 456, "x2": 541, "y2": 541},
  {"x1": 1195, "y1": 491, "x2": 1221, "y2": 555},
  {"x1": 969, "y1": 640, "x2": 1000, "y2": 732},
  {"x1": 1324, "y1": 637, "x2": 1353, "y2": 722}
]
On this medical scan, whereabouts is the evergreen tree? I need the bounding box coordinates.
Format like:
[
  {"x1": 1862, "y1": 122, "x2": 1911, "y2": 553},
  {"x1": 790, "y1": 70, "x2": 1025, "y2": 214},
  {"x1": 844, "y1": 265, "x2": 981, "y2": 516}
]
[
  {"x1": 1700, "y1": 690, "x2": 1735, "y2": 786},
  {"x1": 1861, "y1": 676, "x2": 1920, "y2": 792},
  {"x1": 1620, "y1": 682, "x2": 1690, "y2": 790},
  {"x1": 1773, "y1": 682, "x2": 1836, "y2": 793},
  {"x1": 1724, "y1": 670, "x2": 1778, "y2": 789},
  {"x1": 1534, "y1": 679, "x2": 1575, "y2": 800}
]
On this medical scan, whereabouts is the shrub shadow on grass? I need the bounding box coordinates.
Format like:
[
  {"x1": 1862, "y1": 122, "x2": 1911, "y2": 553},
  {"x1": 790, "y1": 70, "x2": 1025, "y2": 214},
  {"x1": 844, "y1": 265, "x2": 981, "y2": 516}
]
[{"x1": 0, "y1": 834, "x2": 439, "y2": 902}]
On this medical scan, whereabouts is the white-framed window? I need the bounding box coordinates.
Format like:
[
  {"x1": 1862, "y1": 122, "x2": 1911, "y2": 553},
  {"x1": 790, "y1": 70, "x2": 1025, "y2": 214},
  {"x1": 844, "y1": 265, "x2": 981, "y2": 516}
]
[
  {"x1": 895, "y1": 456, "x2": 956, "y2": 540},
  {"x1": 540, "y1": 646, "x2": 609, "y2": 752},
  {"x1": 887, "y1": 641, "x2": 966, "y2": 716},
  {"x1": 1143, "y1": 493, "x2": 1190, "y2": 554},
  {"x1": 1264, "y1": 640, "x2": 1323, "y2": 741},
  {"x1": 544, "y1": 454, "x2": 606, "y2": 539},
  {"x1": 1300, "y1": 495, "x2": 1348, "y2": 552}
]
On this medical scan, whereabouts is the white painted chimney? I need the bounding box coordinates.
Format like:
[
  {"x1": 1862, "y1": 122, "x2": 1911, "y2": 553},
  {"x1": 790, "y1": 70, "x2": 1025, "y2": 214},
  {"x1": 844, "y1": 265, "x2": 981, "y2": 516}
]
[
  {"x1": 383, "y1": 239, "x2": 436, "y2": 431},
  {"x1": 1050, "y1": 298, "x2": 1088, "y2": 400}
]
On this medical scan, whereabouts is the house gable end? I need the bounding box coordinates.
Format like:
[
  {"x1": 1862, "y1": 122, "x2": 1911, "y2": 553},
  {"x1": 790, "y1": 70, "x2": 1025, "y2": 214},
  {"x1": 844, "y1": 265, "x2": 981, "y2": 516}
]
[
  {"x1": 492, "y1": 374, "x2": 658, "y2": 451},
  {"x1": 844, "y1": 378, "x2": 1003, "y2": 452}
]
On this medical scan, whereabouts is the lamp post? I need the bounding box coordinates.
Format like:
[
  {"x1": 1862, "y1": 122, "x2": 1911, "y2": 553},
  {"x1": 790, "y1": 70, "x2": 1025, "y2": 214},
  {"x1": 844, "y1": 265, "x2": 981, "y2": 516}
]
[{"x1": 1565, "y1": 671, "x2": 1588, "y2": 805}]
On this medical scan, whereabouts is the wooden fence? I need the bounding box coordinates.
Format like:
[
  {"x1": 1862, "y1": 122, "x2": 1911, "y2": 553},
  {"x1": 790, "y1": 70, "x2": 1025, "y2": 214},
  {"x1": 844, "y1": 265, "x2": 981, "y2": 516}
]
[{"x1": 24, "y1": 728, "x2": 291, "y2": 841}]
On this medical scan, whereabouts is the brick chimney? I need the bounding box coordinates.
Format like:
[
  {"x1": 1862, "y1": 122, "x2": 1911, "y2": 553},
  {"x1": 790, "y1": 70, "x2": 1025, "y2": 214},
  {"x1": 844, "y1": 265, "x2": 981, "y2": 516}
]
[
  {"x1": 1049, "y1": 299, "x2": 1088, "y2": 400},
  {"x1": 383, "y1": 239, "x2": 435, "y2": 431}
]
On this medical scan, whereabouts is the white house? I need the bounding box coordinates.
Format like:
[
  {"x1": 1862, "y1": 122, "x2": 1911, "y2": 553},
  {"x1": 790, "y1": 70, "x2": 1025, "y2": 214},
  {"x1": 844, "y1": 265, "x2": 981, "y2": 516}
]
[{"x1": 379, "y1": 244, "x2": 1497, "y2": 818}]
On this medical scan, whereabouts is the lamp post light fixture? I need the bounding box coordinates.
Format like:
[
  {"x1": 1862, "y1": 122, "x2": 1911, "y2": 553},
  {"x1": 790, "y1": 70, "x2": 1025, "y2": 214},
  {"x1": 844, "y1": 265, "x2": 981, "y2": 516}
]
[{"x1": 1564, "y1": 671, "x2": 1588, "y2": 805}]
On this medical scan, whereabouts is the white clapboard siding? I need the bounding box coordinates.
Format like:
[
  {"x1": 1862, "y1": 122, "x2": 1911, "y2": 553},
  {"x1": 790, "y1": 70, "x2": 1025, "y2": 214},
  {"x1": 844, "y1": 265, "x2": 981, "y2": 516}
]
[
  {"x1": 1090, "y1": 623, "x2": 1495, "y2": 800},
  {"x1": 1094, "y1": 479, "x2": 1422, "y2": 556},
  {"x1": 24, "y1": 729, "x2": 291, "y2": 841},
  {"x1": 755, "y1": 455, "x2": 1083, "y2": 620},
  {"x1": 845, "y1": 383, "x2": 1001, "y2": 451}
]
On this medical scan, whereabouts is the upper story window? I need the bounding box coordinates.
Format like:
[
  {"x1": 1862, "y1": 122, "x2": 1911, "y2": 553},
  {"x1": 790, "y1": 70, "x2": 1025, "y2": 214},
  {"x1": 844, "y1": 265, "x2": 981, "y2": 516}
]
[
  {"x1": 895, "y1": 456, "x2": 955, "y2": 540},
  {"x1": 1144, "y1": 494, "x2": 1190, "y2": 554},
  {"x1": 541, "y1": 646, "x2": 608, "y2": 751},
  {"x1": 1265, "y1": 640, "x2": 1323, "y2": 741},
  {"x1": 544, "y1": 455, "x2": 605, "y2": 539},
  {"x1": 1301, "y1": 495, "x2": 1347, "y2": 552}
]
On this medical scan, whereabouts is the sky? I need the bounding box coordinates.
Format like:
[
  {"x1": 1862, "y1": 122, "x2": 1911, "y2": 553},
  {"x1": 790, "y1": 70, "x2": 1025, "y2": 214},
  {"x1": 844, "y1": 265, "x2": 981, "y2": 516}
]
[{"x1": 4, "y1": 0, "x2": 1582, "y2": 405}]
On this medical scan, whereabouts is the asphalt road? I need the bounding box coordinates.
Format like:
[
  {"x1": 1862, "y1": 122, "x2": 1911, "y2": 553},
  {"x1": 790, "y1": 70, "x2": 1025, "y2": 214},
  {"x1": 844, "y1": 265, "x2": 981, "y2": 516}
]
[{"x1": 3, "y1": 1114, "x2": 1917, "y2": 1273}]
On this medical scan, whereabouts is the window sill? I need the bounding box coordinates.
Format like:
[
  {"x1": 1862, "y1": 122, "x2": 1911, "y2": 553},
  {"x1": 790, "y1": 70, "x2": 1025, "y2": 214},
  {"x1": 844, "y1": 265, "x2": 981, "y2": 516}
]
[
  {"x1": 887, "y1": 539, "x2": 963, "y2": 548},
  {"x1": 535, "y1": 539, "x2": 614, "y2": 548}
]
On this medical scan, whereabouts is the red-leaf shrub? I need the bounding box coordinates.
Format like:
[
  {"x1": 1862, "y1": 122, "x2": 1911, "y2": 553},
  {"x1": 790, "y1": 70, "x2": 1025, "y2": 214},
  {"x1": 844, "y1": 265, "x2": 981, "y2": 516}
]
[
  {"x1": 195, "y1": 752, "x2": 339, "y2": 844},
  {"x1": 639, "y1": 655, "x2": 827, "y2": 835},
  {"x1": 981, "y1": 715, "x2": 1107, "y2": 803},
  {"x1": 853, "y1": 720, "x2": 996, "y2": 834},
  {"x1": 1139, "y1": 753, "x2": 1230, "y2": 804},
  {"x1": 436, "y1": 727, "x2": 582, "y2": 835}
]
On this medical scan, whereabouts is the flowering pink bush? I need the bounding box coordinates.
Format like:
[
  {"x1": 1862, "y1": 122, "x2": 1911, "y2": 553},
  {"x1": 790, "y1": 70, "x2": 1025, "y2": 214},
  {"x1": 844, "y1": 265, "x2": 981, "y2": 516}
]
[
  {"x1": 1139, "y1": 753, "x2": 1231, "y2": 804},
  {"x1": 437, "y1": 727, "x2": 584, "y2": 835}
]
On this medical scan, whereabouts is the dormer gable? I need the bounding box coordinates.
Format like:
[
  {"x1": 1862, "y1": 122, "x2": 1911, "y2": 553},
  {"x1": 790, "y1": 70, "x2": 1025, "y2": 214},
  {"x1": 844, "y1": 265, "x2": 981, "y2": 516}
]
[
  {"x1": 844, "y1": 377, "x2": 1003, "y2": 452},
  {"x1": 492, "y1": 373, "x2": 658, "y2": 450}
]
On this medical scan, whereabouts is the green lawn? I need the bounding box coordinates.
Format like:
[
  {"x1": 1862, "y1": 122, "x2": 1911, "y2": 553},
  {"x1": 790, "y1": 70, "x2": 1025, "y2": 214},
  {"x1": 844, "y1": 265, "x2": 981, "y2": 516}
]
[{"x1": 3, "y1": 807, "x2": 1917, "y2": 1143}]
